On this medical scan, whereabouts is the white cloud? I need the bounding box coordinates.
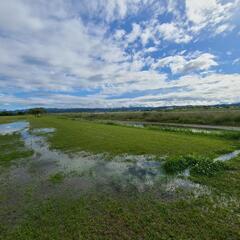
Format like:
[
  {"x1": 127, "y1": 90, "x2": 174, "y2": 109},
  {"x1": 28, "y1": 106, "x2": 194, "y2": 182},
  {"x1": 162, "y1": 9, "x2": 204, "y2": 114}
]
[
  {"x1": 152, "y1": 53, "x2": 218, "y2": 74},
  {"x1": 73, "y1": 0, "x2": 165, "y2": 23},
  {"x1": 185, "y1": 0, "x2": 239, "y2": 35},
  {"x1": 215, "y1": 24, "x2": 234, "y2": 35},
  {"x1": 0, "y1": 0, "x2": 43, "y2": 32},
  {"x1": 157, "y1": 23, "x2": 192, "y2": 44},
  {"x1": 144, "y1": 47, "x2": 158, "y2": 53},
  {"x1": 114, "y1": 29, "x2": 126, "y2": 40},
  {"x1": 233, "y1": 58, "x2": 240, "y2": 65},
  {"x1": 0, "y1": 0, "x2": 239, "y2": 110},
  {"x1": 127, "y1": 23, "x2": 142, "y2": 43},
  {"x1": 1, "y1": 73, "x2": 240, "y2": 109}
]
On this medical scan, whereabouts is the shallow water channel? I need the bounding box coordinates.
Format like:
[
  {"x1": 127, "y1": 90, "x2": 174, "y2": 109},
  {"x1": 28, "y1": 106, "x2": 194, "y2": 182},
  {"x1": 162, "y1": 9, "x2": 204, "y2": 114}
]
[{"x1": 1, "y1": 121, "x2": 239, "y2": 199}]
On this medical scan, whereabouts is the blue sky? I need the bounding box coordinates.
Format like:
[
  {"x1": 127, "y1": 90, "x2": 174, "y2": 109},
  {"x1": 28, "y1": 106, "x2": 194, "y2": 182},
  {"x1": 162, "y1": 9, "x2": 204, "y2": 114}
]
[{"x1": 0, "y1": 0, "x2": 240, "y2": 110}]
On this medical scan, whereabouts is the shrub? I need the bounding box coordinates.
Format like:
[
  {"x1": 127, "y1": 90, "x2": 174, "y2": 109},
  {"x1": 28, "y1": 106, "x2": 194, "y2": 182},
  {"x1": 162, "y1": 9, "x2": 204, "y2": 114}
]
[
  {"x1": 163, "y1": 155, "x2": 199, "y2": 174},
  {"x1": 163, "y1": 155, "x2": 227, "y2": 177},
  {"x1": 190, "y1": 159, "x2": 227, "y2": 177}
]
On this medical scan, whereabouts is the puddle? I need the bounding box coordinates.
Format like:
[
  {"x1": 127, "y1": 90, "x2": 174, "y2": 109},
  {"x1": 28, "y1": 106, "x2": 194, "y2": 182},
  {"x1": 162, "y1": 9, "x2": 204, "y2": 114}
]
[
  {"x1": 126, "y1": 123, "x2": 144, "y2": 128},
  {"x1": 151, "y1": 126, "x2": 214, "y2": 134},
  {"x1": 214, "y1": 150, "x2": 240, "y2": 161},
  {"x1": 0, "y1": 121, "x2": 29, "y2": 135},
  {"x1": 0, "y1": 121, "x2": 212, "y2": 196},
  {"x1": 22, "y1": 128, "x2": 167, "y2": 192},
  {"x1": 165, "y1": 178, "x2": 210, "y2": 197},
  {"x1": 188, "y1": 129, "x2": 212, "y2": 134},
  {"x1": 32, "y1": 128, "x2": 55, "y2": 134},
  {"x1": 108, "y1": 121, "x2": 222, "y2": 134}
]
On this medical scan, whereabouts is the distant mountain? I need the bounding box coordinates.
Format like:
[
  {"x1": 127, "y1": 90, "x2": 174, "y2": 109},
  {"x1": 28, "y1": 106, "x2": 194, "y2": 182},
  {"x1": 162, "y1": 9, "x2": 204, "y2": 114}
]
[
  {"x1": 46, "y1": 107, "x2": 159, "y2": 113},
  {"x1": 45, "y1": 103, "x2": 240, "y2": 113},
  {"x1": 1, "y1": 103, "x2": 240, "y2": 116}
]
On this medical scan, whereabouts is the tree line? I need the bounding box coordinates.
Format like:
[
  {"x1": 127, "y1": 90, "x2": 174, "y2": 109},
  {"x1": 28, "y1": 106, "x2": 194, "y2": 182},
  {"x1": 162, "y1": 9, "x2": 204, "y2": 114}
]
[{"x1": 0, "y1": 108, "x2": 47, "y2": 116}]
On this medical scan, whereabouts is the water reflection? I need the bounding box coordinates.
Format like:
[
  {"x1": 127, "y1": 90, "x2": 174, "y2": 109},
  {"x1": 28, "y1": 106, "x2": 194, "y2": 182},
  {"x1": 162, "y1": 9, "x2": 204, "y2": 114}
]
[
  {"x1": 214, "y1": 150, "x2": 240, "y2": 161},
  {"x1": 0, "y1": 121, "x2": 220, "y2": 195},
  {"x1": 0, "y1": 121, "x2": 29, "y2": 135}
]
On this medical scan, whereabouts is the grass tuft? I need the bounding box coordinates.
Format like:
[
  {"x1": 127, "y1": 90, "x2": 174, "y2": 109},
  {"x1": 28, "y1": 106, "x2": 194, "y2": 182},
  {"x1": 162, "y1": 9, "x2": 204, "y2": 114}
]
[{"x1": 48, "y1": 172, "x2": 65, "y2": 184}]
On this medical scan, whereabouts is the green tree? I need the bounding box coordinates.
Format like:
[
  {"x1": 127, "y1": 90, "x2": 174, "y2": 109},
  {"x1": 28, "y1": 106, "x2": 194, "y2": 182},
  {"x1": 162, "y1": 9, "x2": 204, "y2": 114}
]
[{"x1": 28, "y1": 108, "x2": 47, "y2": 117}]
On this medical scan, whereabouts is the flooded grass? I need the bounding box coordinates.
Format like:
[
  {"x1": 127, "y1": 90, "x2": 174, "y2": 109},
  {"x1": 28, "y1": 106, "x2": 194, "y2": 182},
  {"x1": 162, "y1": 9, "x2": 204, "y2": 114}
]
[
  {"x1": 1, "y1": 116, "x2": 240, "y2": 239},
  {"x1": 0, "y1": 121, "x2": 29, "y2": 135},
  {"x1": 28, "y1": 116, "x2": 237, "y2": 157},
  {"x1": 48, "y1": 172, "x2": 65, "y2": 184},
  {"x1": 0, "y1": 134, "x2": 33, "y2": 167}
]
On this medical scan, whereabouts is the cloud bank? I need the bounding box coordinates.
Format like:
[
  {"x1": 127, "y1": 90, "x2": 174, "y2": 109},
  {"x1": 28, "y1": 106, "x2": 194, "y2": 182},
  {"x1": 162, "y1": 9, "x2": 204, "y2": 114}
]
[{"x1": 0, "y1": 0, "x2": 240, "y2": 109}]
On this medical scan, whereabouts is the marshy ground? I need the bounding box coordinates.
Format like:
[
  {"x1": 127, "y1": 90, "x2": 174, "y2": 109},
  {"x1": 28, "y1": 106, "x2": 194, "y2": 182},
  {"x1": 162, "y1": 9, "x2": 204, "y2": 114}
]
[{"x1": 0, "y1": 114, "x2": 240, "y2": 239}]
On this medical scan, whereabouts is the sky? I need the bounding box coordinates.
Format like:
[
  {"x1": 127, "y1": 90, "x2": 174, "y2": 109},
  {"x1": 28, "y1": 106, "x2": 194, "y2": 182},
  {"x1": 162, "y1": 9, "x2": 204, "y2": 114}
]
[{"x1": 0, "y1": 0, "x2": 240, "y2": 110}]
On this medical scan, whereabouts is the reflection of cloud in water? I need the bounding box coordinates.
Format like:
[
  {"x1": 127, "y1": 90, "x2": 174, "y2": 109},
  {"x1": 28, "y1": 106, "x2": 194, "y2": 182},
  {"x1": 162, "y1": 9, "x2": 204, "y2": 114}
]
[
  {"x1": 0, "y1": 121, "x2": 214, "y2": 195},
  {"x1": 165, "y1": 178, "x2": 210, "y2": 197},
  {"x1": 214, "y1": 150, "x2": 240, "y2": 162},
  {"x1": 0, "y1": 121, "x2": 29, "y2": 135}
]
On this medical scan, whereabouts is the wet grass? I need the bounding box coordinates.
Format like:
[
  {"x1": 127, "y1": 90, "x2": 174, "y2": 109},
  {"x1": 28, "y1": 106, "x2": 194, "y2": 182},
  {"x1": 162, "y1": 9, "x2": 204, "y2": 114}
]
[
  {"x1": 0, "y1": 134, "x2": 32, "y2": 167},
  {"x1": 26, "y1": 116, "x2": 237, "y2": 158},
  {"x1": 146, "y1": 125, "x2": 240, "y2": 141},
  {"x1": 1, "y1": 115, "x2": 240, "y2": 239},
  {"x1": 0, "y1": 115, "x2": 26, "y2": 124},
  {"x1": 2, "y1": 185, "x2": 240, "y2": 240},
  {"x1": 190, "y1": 156, "x2": 240, "y2": 197},
  {"x1": 48, "y1": 172, "x2": 65, "y2": 184}
]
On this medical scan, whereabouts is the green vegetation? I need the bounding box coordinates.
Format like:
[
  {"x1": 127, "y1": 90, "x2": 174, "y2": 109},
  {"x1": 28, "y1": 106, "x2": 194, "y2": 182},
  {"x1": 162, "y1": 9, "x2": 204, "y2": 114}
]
[
  {"x1": 27, "y1": 108, "x2": 47, "y2": 116},
  {"x1": 49, "y1": 172, "x2": 65, "y2": 184},
  {"x1": 68, "y1": 109, "x2": 240, "y2": 126},
  {"x1": 26, "y1": 116, "x2": 237, "y2": 157},
  {"x1": 0, "y1": 115, "x2": 26, "y2": 124},
  {"x1": 147, "y1": 125, "x2": 240, "y2": 141},
  {"x1": 1, "y1": 114, "x2": 240, "y2": 239},
  {"x1": 191, "y1": 159, "x2": 227, "y2": 177},
  {"x1": 163, "y1": 155, "x2": 227, "y2": 177},
  {"x1": 163, "y1": 155, "x2": 201, "y2": 173},
  {"x1": 0, "y1": 134, "x2": 32, "y2": 167},
  {"x1": 2, "y1": 156, "x2": 240, "y2": 239},
  {"x1": 190, "y1": 156, "x2": 240, "y2": 197}
]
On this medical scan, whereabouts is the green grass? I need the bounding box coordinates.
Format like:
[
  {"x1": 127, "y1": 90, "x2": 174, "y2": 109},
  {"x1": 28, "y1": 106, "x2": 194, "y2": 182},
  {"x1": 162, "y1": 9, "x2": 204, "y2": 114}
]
[
  {"x1": 163, "y1": 155, "x2": 228, "y2": 176},
  {"x1": 1, "y1": 115, "x2": 240, "y2": 239},
  {"x1": 0, "y1": 133, "x2": 32, "y2": 167},
  {"x1": 0, "y1": 115, "x2": 26, "y2": 124},
  {"x1": 48, "y1": 172, "x2": 65, "y2": 184},
  {"x1": 190, "y1": 157, "x2": 240, "y2": 197},
  {"x1": 26, "y1": 116, "x2": 237, "y2": 157},
  {"x1": 2, "y1": 157, "x2": 240, "y2": 239},
  {"x1": 0, "y1": 117, "x2": 32, "y2": 166}
]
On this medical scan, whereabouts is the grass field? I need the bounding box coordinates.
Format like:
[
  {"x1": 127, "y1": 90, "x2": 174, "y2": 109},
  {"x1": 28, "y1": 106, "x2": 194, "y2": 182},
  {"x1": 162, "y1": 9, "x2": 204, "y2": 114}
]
[
  {"x1": 26, "y1": 116, "x2": 238, "y2": 157},
  {"x1": 68, "y1": 109, "x2": 240, "y2": 126},
  {"x1": 0, "y1": 114, "x2": 240, "y2": 239}
]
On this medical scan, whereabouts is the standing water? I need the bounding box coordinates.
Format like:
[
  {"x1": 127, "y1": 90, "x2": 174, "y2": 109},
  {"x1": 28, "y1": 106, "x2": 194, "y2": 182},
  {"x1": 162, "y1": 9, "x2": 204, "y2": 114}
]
[
  {"x1": 0, "y1": 121, "x2": 215, "y2": 195},
  {"x1": 0, "y1": 121, "x2": 29, "y2": 135}
]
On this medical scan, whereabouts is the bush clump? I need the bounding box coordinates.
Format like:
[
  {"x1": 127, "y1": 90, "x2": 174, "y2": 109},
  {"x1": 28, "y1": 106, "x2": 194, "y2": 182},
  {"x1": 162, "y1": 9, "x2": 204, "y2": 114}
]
[
  {"x1": 163, "y1": 155, "x2": 228, "y2": 177},
  {"x1": 163, "y1": 155, "x2": 201, "y2": 173},
  {"x1": 190, "y1": 159, "x2": 227, "y2": 177}
]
